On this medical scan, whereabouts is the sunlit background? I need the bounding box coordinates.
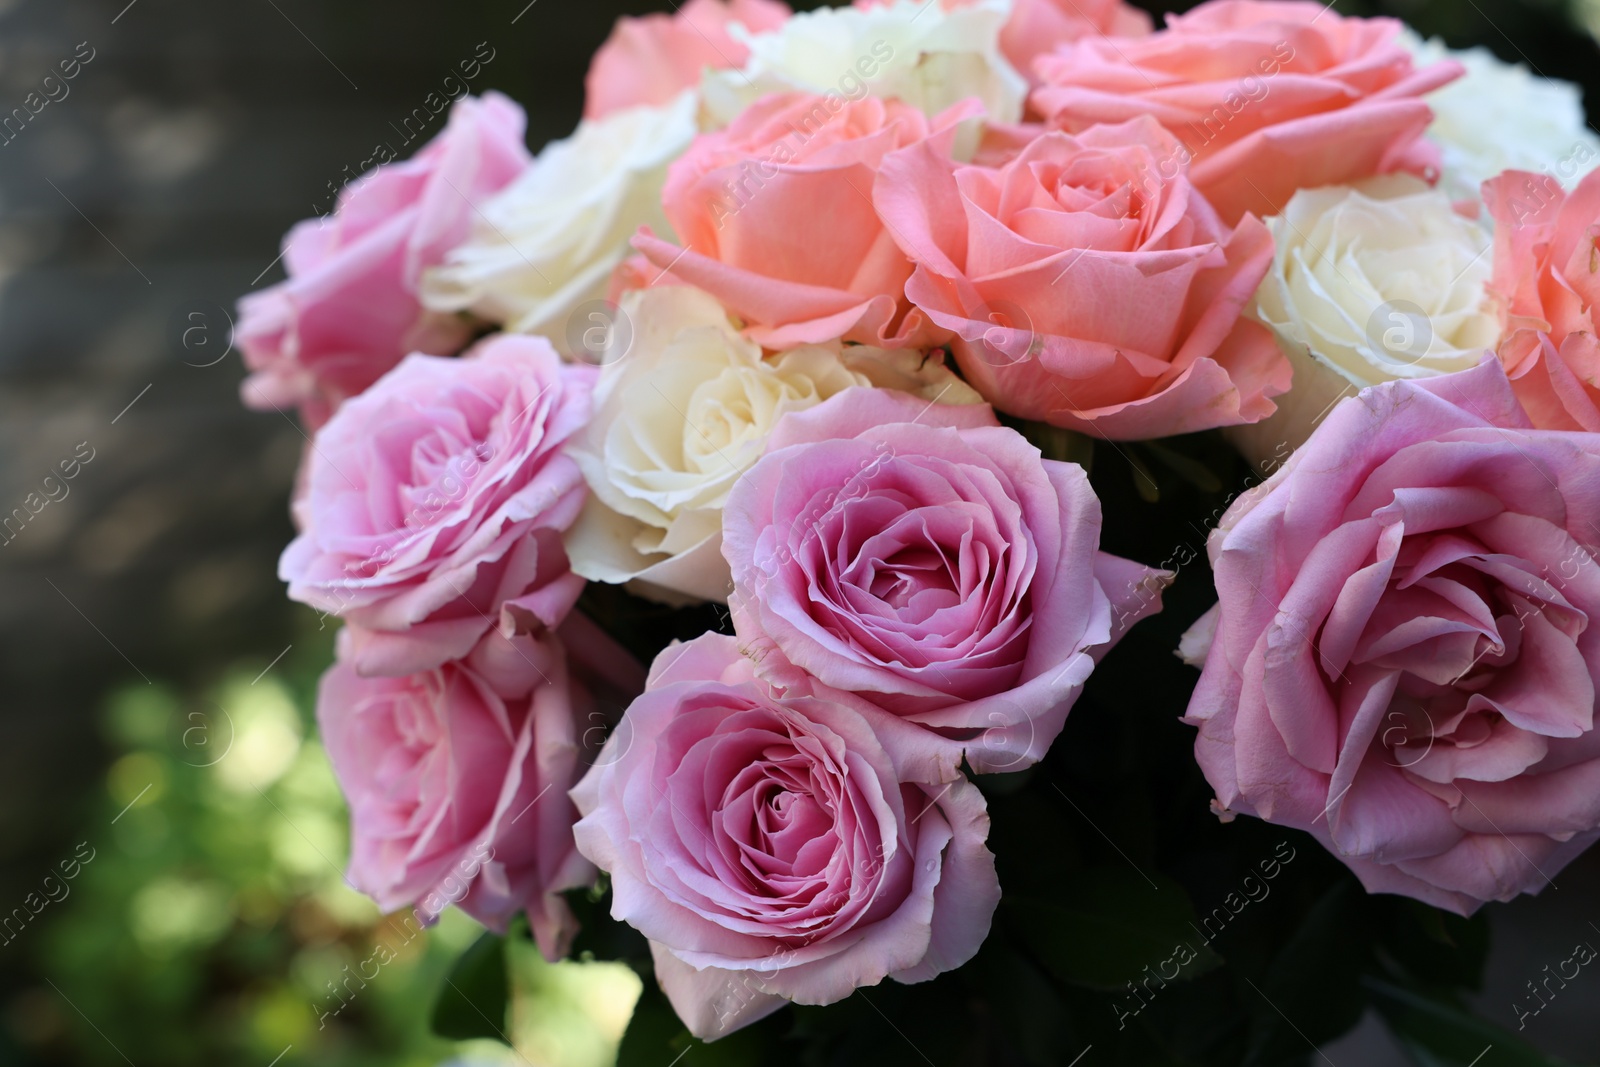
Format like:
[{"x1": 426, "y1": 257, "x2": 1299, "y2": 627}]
[{"x1": 2, "y1": 1, "x2": 1598, "y2": 1064}]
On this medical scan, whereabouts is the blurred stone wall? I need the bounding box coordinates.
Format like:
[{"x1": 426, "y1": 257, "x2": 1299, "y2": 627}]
[{"x1": 0, "y1": 0, "x2": 665, "y2": 1033}]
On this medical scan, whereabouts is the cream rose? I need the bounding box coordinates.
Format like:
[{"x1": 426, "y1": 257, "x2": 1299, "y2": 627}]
[
  {"x1": 1258, "y1": 176, "x2": 1497, "y2": 387},
  {"x1": 419, "y1": 92, "x2": 697, "y2": 346},
  {"x1": 564, "y1": 285, "x2": 978, "y2": 603},
  {"x1": 1402, "y1": 29, "x2": 1600, "y2": 202},
  {"x1": 1232, "y1": 176, "x2": 1498, "y2": 469},
  {"x1": 700, "y1": 0, "x2": 1025, "y2": 128}
]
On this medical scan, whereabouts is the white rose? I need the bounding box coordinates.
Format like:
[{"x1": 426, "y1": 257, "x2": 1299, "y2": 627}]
[
  {"x1": 565, "y1": 285, "x2": 979, "y2": 603},
  {"x1": 701, "y1": 0, "x2": 1026, "y2": 128},
  {"x1": 418, "y1": 92, "x2": 697, "y2": 346},
  {"x1": 1402, "y1": 29, "x2": 1600, "y2": 202},
  {"x1": 1230, "y1": 176, "x2": 1498, "y2": 470}
]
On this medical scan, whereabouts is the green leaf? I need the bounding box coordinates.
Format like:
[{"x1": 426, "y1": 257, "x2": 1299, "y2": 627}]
[
  {"x1": 1241, "y1": 881, "x2": 1369, "y2": 1066},
  {"x1": 1373, "y1": 897, "x2": 1490, "y2": 992},
  {"x1": 563, "y1": 884, "x2": 650, "y2": 966},
  {"x1": 1004, "y1": 867, "x2": 1222, "y2": 992},
  {"x1": 965, "y1": 937, "x2": 1077, "y2": 1064},
  {"x1": 1142, "y1": 440, "x2": 1225, "y2": 494},
  {"x1": 1366, "y1": 977, "x2": 1572, "y2": 1067},
  {"x1": 617, "y1": 977, "x2": 791, "y2": 1067},
  {"x1": 1020, "y1": 421, "x2": 1097, "y2": 471},
  {"x1": 1127, "y1": 450, "x2": 1162, "y2": 503},
  {"x1": 430, "y1": 929, "x2": 509, "y2": 1042}
]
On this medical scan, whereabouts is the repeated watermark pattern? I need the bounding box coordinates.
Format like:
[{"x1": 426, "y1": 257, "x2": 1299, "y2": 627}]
[{"x1": 0, "y1": 41, "x2": 96, "y2": 147}]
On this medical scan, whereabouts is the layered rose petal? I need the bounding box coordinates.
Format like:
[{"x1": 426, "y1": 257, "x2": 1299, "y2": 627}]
[
  {"x1": 584, "y1": 0, "x2": 791, "y2": 119},
  {"x1": 1031, "y1": 0, "x2": 1462, "y2": 224},
  {"x1": 874, "y1": 116, "x2": 1288, "y2": 439},
  {"x1": 321, "y1": 623, "x2": 635, "y2": 959},
  {"x1": 571, "y1": 634, "x2": 999, "y2": 1040},
  {"x1": 854, "y1": 0, "x2": 1151, "y2": 83},
  {"x1": 237, "y1": 93, "x2": 532, "y2": 428},
  {"x1": 282, "y1": 335, "x2": 596, "y2": 674},
  {"x1": 564, "y1": 286, "x2": 974, "y2": 603},
  {"x1": 1184, "y1": 359, "x2": 1600, "y2": 914},
  {"x1": 724, "y1": 388, "x2": 1167, "y2": 773},
  {"x1": 1485, "y1": 167, "x2": 1600, "y2": 430},
  {"x1": 701, "y1": 0, "x2": 1026, "y2": 126},
  {"x1": 637, "y1": 93, "x2": 981, "y2": 350}
]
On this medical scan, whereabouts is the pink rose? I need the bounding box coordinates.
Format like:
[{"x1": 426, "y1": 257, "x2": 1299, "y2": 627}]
[
  {"x1": 995, "y1": 0, "x2": 1151, "y2": 78},
  {"x1": 1183, "y1": 359, "x2": 1600, "y2": 914},
  {"x1": 634, "y1": 92, "x2": 981, "y2": 350},
  {"x1": 854, "y1": 0, "x2": 1151, "y2": 82},
  {"x1": 584, "y1": 0, "x2": 791, "y2": 120},
  {"x1": 1485, "y1": 168, "x2": 1600, "y2": 431},
  {"x1": 723, "y1": 388, "x2": 1169, "y2": 773},
  {"x1": 319, "y1": 625, "x2": 604, "y2": 957},
  {"x1": 281, "y1": 334, "x2": 595, "y2": 676},
  {"x1": 1031, "y1": 0, "x2": 1462, "y2": 224},
  {"x1": 570, "y1": 633, "x2": 999, "y2": 1040},
  {"x1": 237, "y1": 93, "x2": 532, "y2": 428},
  {"x1": 874, "y1": 116, "x2": 1288, "y2": 439}
]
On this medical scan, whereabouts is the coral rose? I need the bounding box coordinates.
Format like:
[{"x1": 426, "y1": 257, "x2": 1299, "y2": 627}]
[
  {"x1": 1183, "y1": 359, "x2": 1600, "y2": 914},
  {"x1": 583, "y1": 0, "x2": 790, "y2": 120},
  {"x1": 1031, "y1": 0, "x2": 1462, "y2": 224},
  {"x1": 634, "y1": 92, "x2": 980, "y2": 350},
  {"x1": 1484, "y1": 167, "x2": 1600, "y2": 431},
  {"x1": 873, "y1": 116, "x2": 1288, "y2": 438}
]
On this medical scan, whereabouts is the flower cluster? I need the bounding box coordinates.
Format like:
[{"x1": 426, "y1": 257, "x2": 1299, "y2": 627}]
[{"x1": 236, "y1": 0, "x2": 1600, "y2": 1044}]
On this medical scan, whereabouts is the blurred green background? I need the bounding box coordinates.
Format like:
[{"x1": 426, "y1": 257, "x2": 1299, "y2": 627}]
[{"x1": 14, "y1": 625, "x2": 642, "y2": 1067}]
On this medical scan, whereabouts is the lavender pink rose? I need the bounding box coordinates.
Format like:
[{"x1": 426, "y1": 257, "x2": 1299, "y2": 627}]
[
  {"x1": 281, "y1": 334, "x2": 595, "y2": 677},
  {"x1": 1184, "y1": 359, "x2": 1600, "y2": 914},
  {"x1": 237, "y1": 93, "x2": 531, "y2": 428},
  {"x1": 571, "y1": 633, "x2": 999, "y2": 1040},
  {"x1": 723, "y1": 388, "x2": 1169, "y2": 773},
  {"x1": 319, "y1": 626, "x2": 601, "y2": 958}
]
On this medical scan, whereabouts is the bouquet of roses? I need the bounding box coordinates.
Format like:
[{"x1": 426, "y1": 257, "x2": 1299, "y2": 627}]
[{"x1": 235, "y1": 0, "x2": 1600, "y2": 1060}]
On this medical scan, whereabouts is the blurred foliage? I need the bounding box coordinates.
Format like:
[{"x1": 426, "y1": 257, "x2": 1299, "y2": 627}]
[{"x1": 9, "y1": 633, "x2": 623, "y2": 1067}]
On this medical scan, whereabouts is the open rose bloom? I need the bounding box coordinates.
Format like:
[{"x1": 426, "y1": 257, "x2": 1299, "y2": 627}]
[
  {"x1": 281, "y1": 335, "x2": 595, "y2": 676},
  {"x1": 319, "y1": 628, "x2": 600, "y2": 957},
  {"x1": 237, "y1": 93, "x2": 532, "y2": 428},
  {"x1": 233, "y1": 0, "x2": 1600, "y2": 1054},
  {"x1": 1033, "y1": 0, "x2": 1461, "y2": 224},
  {"x1": 636, "y1": 92, "x2": 982, "y2": 350},
  {"x1": 1485, "y1": 167, "x2": 1600, "y2": 431},
  {"x1": 572, "y1": 634, "x2": 999, "y2": 1040},
  {"x1": 1185, "y1": 361, "x2": 1600, "y2": 914},
  {"x1": 724, "y1": 388, "x2": 1168, "y2": 771},
  {"x1": 875, "y1": 115, "x2": 1289, "y2": 438}
]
